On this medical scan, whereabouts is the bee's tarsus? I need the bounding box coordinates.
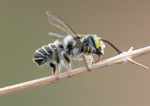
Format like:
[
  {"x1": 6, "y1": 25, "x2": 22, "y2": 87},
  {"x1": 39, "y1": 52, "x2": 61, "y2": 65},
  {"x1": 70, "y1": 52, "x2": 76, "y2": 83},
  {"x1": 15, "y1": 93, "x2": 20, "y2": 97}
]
[
  {"x1": 52, "y1": 81, "x2": 56, "y2": 84},
  {"x1": 56, "y1": 75, "x2": 60, "y2": 81},
  {"x1": 68, "y1": 71, "x2": 72, "y2": 78}
]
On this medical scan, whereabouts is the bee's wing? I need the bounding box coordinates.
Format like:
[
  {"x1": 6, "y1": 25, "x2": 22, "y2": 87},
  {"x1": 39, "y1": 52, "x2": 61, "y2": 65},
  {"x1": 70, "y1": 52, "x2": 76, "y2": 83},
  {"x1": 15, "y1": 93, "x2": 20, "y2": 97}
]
[
  {"x1": 48, "y1": 32, "x2": 65, "y2": 40},
  {"x1": 46, "y1": 11, "x2": 81, "y2": 39}
]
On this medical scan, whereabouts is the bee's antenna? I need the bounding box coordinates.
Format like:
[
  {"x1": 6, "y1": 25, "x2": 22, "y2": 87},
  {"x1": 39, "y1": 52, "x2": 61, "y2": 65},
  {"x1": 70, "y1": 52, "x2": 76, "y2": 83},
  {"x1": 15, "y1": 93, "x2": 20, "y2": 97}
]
[{"x1": 100, "y1": 39, "x2": 122, "y2": 54}]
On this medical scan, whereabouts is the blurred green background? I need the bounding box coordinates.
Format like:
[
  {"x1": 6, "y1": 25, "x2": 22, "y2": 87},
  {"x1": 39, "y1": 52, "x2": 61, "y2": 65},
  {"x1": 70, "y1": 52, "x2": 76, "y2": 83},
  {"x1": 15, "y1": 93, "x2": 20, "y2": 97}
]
[{"x1": 0, "y1": 0, "x2": 150, "y2": 106}]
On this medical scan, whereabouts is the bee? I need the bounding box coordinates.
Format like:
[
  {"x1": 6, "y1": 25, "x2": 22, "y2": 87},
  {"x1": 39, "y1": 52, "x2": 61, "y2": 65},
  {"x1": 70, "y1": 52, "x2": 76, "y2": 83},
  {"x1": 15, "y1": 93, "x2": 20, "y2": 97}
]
[
  {"x1": 33, "y1": 40, "x2": 73, "y2": 82},
  {"x1": 46, "y1": 11, "x2": 122, "y2": 70}
]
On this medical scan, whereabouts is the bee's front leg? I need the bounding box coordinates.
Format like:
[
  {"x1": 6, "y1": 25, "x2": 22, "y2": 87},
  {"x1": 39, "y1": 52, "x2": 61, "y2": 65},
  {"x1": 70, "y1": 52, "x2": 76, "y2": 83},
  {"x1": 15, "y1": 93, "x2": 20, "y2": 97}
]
[
  {"x1": 82, "y1": 44, "x2": 94, "y2": 71},
  {"x1": 82, "y1": 54, "x2": 94, "y2": 71}
]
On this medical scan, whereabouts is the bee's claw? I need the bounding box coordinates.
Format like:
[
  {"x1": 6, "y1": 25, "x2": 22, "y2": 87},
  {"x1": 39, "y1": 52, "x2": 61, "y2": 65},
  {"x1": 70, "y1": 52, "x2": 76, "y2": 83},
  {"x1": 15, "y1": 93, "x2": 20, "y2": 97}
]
[
  {"x1": 88, "y1": 68, "x2": 91, "y2": 72},
  {"x1": 68, "y1": 73, "x2": 72, "y2": 78},
  {"x1": 52, "y1": 81, "x2": 56, "y2": 84},
  {"x1": 52, "y1": 75, "x2": 60, "y2": 84},
  {"x1": 71, "y1": 67, "x2": 74, "y2": 70},
  {"x1": 56, "y1": 75, "x2": 60, "y2": 81},
  {"x1": 68, "y1": 72, "x2": 72, "y2": 78},
  {"x1": 87, "y1": 65, "x2": 92, "y2": 71}
]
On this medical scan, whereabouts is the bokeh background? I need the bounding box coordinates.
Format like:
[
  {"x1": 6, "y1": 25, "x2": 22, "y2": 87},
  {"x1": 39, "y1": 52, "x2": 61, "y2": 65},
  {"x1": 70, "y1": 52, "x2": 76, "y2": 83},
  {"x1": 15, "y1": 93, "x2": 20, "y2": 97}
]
[{"x1": 0, "y1": 0, "x2": 150, "y2": 106}]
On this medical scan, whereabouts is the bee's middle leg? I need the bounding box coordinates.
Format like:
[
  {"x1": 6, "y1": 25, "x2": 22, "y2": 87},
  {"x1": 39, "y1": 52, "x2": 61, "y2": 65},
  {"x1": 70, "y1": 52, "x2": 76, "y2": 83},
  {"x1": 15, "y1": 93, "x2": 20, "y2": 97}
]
[{"x1": 63, "y1": 53, "x2": 73, "y2": 78}]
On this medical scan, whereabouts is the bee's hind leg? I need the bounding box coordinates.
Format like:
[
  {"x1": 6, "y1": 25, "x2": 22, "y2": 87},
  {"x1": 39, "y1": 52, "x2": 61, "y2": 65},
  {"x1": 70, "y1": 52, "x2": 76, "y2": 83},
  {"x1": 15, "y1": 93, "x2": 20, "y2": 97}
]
[{"x1": 50, "y1": 62, "x2": 57, "y2": 84}]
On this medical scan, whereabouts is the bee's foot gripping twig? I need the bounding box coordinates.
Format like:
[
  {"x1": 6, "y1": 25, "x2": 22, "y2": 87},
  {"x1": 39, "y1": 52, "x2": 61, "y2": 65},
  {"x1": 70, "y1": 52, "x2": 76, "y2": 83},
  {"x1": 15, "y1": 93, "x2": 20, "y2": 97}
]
[
  {"x1": 68, "y1": 66, "x2": 74, "y2": 78},
  {"x1": 52, "y1": 81, "x2": 56, "y2": 84},
  {"x1": 52, "y1": 75, "x2": 60, "y2": 84},
  {"x1": 68, "y1": 72, "x2": 72, "y2": 78},
  {"x1": 56, "y1": 75, "x2": 60, "y2": 81},
  {"x1": 87, "y1": 67, "x2": 92, "y2": 72}
]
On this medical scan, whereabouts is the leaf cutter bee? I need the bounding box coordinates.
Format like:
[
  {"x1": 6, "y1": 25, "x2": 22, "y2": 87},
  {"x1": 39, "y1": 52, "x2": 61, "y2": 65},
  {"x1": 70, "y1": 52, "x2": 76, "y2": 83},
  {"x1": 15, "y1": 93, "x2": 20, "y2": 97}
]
[{"x1": 46, "y1": 11, "x2": 122, "y2": 71}]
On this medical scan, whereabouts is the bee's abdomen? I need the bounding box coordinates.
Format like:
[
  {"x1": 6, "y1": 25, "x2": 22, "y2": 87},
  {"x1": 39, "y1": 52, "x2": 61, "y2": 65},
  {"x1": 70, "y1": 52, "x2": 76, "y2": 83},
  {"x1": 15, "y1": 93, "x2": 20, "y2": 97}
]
[
  {"x1": 33, "y1": 45, "x2": 53, "y2": 66},
  {"x1": 33, "y1": 51, "x2": 47, "y2": 66}
]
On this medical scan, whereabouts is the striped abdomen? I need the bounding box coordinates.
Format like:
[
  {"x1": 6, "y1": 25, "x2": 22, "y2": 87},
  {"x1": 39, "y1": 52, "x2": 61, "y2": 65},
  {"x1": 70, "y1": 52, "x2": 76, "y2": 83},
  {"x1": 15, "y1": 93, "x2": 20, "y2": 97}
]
[{"x1": 33, "y1": 44, "x2": 54, "y2": 66}]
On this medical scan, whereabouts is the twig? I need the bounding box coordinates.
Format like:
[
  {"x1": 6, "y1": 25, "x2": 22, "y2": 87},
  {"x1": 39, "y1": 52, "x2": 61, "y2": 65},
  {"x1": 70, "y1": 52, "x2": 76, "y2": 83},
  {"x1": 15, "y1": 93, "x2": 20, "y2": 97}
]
[{"x1": 0, "y1": 46, "x2": 150, "y2": 96}]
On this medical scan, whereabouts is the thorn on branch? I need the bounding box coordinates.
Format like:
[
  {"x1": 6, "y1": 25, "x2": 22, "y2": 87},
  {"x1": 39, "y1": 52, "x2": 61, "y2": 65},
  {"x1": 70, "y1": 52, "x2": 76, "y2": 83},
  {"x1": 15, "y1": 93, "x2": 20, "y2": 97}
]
[{"x1": 115, "y1": 47, "x2": 149, "y2": 69}]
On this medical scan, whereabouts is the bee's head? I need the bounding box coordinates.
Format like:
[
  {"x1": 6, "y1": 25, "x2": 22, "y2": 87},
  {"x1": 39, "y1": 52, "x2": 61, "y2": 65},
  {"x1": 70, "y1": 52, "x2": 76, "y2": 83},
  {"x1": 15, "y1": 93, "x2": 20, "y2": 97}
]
[
  {"x1": 87, "y1": 34, "x2": 105, "y2": 63},
  {"x1": 87, "y1": 34, "x2": 121, "y2": 63},
  {"x1": 88, "y1": 34, "x2": 105, "y2": 55}
]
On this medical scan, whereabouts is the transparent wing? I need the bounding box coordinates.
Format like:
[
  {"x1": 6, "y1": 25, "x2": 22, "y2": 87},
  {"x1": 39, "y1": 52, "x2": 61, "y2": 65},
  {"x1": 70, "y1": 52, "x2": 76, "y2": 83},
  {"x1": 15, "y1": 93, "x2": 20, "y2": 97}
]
[
  {"x1": 46, "y1": 11, "x2": 81, "y2": 39},
  {"x1": 48, "y1": 32, "x2": 65, "y2": 40}
]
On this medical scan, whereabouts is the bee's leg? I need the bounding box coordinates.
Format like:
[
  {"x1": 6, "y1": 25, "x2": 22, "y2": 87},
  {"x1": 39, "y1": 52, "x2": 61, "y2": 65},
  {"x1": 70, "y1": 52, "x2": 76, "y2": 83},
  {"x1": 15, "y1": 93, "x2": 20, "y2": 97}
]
[
  {"x1": 82, "y1": 54, "x2": 93, "y2": 71},
  {"x1": 55, "y1": 53, "x2": 60, "y2": 81},
  {"x1": 50, "y1": 62, "x2": 57, "y2": 84},
  {"x1": 63, "y1": 53, "x2": 73, "y2": 78},
  {"x1": 82, "y1": 44, "x2": 94, "y2": 71},
  {"x1": 87, "y1": 54, "x2": 94, "y2": 64},
  {"x1": 56, "y1": 62, "x2": 60, "y2": 80}
]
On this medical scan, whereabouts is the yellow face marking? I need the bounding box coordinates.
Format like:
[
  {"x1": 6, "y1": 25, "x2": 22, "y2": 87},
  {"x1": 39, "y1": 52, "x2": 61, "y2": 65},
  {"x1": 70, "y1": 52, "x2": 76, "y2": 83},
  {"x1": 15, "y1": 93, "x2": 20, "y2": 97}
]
[{"x1": 93, "y1": 35, "x2": 100, "y2": 49}]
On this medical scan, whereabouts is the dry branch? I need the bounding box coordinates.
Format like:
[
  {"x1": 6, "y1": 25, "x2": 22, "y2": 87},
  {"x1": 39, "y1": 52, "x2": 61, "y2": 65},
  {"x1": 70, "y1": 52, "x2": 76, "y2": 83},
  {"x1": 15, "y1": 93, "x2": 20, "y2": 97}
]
[{"x1": 0, "y1": 46, "x2": 150, "y2": 96}]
